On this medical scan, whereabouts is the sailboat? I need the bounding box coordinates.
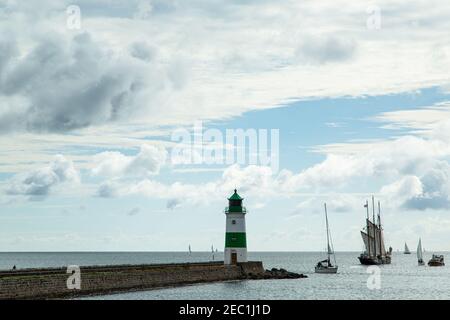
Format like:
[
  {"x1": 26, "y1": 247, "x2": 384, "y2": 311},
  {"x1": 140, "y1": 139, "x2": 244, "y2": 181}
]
[
  {"x1": 211, "y1": 245, "x2": 215, "y2": 261},
  {"x1": 315, "y1": 203, "x2": 338, "y2": 274},
  {"x1": 188, "y1": 244, "x2": 192, "y2": 255},
  {"x1": 404, "y1": 243, "x2": 411, "y2": 254},
  {"x1": 417, "y1": 238, "x2": 424, "y2": 266},
  {"x1": 358, "y1": 197, "x2": 392, "y2": 265}
]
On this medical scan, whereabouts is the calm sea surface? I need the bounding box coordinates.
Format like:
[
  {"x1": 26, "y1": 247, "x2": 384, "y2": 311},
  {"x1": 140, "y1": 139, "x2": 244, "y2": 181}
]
[{"x1": 0, "y1": 251, "x2": 448, "y2": 300}]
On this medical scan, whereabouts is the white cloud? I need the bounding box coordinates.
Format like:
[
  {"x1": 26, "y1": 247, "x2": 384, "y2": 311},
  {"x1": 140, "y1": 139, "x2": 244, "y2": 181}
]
[
  {"x1": 290, "y1": 194, "x2": 363, "y2": 218},
  {"x1": 380, "y1": 175, "x2": 423, "y2": 205},
  {"x1": 2, "y1": 0, "x2": 450, "y2": 138},
  {"x1": 94, "y1": 164, "x2": 277, "y2": 207},
  {"x1": 92, "y1": 144, "x2": 167, "y2": 178},
  {"x1": 2, "y1": 0, "x2": 450, "y2": 176},
  {"x1": 2, "y1": 0, "x2": 450, "y2": 215},
  {"x1": 5, "y1": 155, "x2": 79, "y2": 198}
]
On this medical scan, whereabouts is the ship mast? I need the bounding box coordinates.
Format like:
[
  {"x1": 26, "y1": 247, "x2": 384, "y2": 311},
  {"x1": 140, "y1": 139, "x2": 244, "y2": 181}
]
[
  {"x1": 372, "y1": 196, "x2": 377, "y2": 257},
  {"x1": 325, "y1": 203, "x2": 331, "y2": 265},
  {"x1": 366, "y1": 200, "x2": 370, "y2": 257},
  {"x1": 378, "y1": 200, "x2": 382, "y2": 258}
]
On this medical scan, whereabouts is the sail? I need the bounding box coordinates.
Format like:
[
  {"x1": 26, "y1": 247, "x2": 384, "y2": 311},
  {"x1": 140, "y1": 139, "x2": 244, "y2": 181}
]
[
  {"x1": 327, "y1": 244, "x2": 333, "y2": 254},
  {"x1": 404, "y1": 243, "x2": 410, "y2": 253},
  {"x1": 322, "y1": 203, "x2": 337, "y2": 266},
  {"x1": 417, "y1": 239, "x2": 423, "y2": 260},
  {"x1": 360, "y1": 231, "x2": 370, "y2": 254},
  {"x1": 367, "y1": 220, "x2": 379, "y2": 256},
  {"x1": 365, "y1": 219, "x2": 388, "y2": 257},
  {"x1": 380, "y1": 229, "x2": 387, "y2": 256}
]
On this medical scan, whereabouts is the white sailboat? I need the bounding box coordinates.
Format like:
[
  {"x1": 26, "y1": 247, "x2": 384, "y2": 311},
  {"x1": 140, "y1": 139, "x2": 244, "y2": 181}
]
[
  {"x1": 315, "y1": 203, "x2": 338, "y2": 274},
  {"x1": 404, "y1": 242, "x2": 411, "y2": 254},
  {"x1": 417, "y1": 238, "x2": 424, "y2": 266}
]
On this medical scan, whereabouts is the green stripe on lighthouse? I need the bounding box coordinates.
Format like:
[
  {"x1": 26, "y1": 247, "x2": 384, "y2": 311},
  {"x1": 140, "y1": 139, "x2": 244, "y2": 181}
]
[{"x1": 225, "y1": 232, "x2": 247, "y2": 248}]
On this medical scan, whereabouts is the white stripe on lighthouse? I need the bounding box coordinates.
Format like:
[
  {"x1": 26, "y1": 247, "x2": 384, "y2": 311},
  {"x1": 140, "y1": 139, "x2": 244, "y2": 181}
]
[{"x1": 226, "y1": 214, "x2": 246, "y2": 233}]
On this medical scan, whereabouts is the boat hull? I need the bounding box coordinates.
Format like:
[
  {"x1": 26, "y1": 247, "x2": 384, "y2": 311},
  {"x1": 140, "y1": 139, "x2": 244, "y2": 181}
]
[
  {"x1": 315, "y1": 266, "x2": 338, "y2": 274},
  {"x1": 358, "y1": 254, "x2": 391, "y2": 265},
  {"x1": 428, "y1": 255, "x2": 445, "y2": 266}
]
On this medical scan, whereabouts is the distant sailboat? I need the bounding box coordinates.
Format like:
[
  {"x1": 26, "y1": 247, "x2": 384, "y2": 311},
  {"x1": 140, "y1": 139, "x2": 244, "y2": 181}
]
[
  {"x1": 417, "y1": 238, "x2": 424, "y2": 266},
  {"x1": 315, "y1": 203, "x2": 338, "y2": 274},
  {"x1": 188, "y1": 244, "x2": 192, "y2": 255},
  {"x1": 211, "y1": 245, "x2": 215, "y2": 261},
  {"x1": 404, "y1": 242, "x2": 411, "y2": 254},
  {"x1": 358, "y1": 198, "x2": 392, "y2": 265}
]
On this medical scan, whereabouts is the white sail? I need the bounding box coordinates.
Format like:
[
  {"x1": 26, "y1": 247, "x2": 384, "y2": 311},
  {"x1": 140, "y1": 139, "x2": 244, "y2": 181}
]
[
  {"x1": 417, "y1": 239, "x2": 423, "y2": 260},
  {"x1": 380, "y1": 230, "x2": 387, "y2": 256},
  {"x1": 361, "y1": 231, "x2": 370, "y2": 254},
  {"x1": 327, "y1": 244, "x2": 333, "y2": 255}
]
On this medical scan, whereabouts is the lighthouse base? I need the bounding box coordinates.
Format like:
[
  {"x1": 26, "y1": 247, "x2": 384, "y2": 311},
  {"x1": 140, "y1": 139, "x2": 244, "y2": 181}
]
[{"x1": 224, "y1": 248, "x2": 247, "y2": 265}]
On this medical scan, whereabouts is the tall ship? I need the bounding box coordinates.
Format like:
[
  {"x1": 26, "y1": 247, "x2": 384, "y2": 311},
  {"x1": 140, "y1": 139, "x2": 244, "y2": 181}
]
[{"x1": 358, "y1": 197, "x2": 392, "y2": 265}]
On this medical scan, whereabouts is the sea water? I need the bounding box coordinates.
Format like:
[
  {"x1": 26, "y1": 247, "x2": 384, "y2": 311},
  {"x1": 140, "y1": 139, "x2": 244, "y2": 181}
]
[{"x1": 0, "y1": 251, "x2": 448, "y2": 300}]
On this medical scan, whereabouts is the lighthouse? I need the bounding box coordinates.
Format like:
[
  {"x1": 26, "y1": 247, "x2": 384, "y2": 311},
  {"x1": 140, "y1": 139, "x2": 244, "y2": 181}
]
[{"x1": 224, "y1": 189, "x2": 247, "y2": 265}]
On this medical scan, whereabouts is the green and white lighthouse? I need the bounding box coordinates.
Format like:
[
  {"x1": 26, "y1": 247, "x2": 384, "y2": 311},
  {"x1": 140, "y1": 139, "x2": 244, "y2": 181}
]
[{"x1": 224, "y1": 189, "x2": 247, "y2": 265}]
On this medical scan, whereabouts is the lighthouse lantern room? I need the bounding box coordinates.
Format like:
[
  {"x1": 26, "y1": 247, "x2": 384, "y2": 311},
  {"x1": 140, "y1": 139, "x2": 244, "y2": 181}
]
[{"x1": 224, "y1": 189, "x2": 248, "y2": 265}]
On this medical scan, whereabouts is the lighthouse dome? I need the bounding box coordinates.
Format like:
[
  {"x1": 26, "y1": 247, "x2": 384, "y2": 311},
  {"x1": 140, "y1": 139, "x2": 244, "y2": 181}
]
[
  {"x1": 228, "y1": 189, "x2": 243, "y2": 201},
  {"x1": 226, "y1": 189, "x2": 246, "y2": 214}
]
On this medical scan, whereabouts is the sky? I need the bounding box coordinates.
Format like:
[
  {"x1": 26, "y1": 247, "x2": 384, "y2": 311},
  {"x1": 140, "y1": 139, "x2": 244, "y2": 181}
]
[{"x1": 1, "y1": 0, "x2": 450, "y2": 251}]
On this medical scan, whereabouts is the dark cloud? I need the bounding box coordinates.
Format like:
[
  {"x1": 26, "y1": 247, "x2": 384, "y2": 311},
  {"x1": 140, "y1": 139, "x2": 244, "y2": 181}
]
[
  {"x1": 404, "y1": 195, "x2": 450, "y2": 211},
  {"x1": 402, "y1": 163, "x2": 450, "y2": 210},
  {"x1": 166, "y1": 198, "x2": 182, "y2": 210},
  {"x1": 295, "y1": 36, "x2": 357, "y2": 65},
  {"x1": 127, "y1": 207, "x2": 140, "y2": 216},
  {"x1": 96, "y1": 181, "x2": 119, "y2": 198},
  {"x1": 0, "y1": 31, "x2": 175, "y2": 134},
  {"x1": 5, "y1": 155, "x2": 79, "y2": 198},
  {"x1": 129, "y1": 42, "x2": 156, "y2": 62}
]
